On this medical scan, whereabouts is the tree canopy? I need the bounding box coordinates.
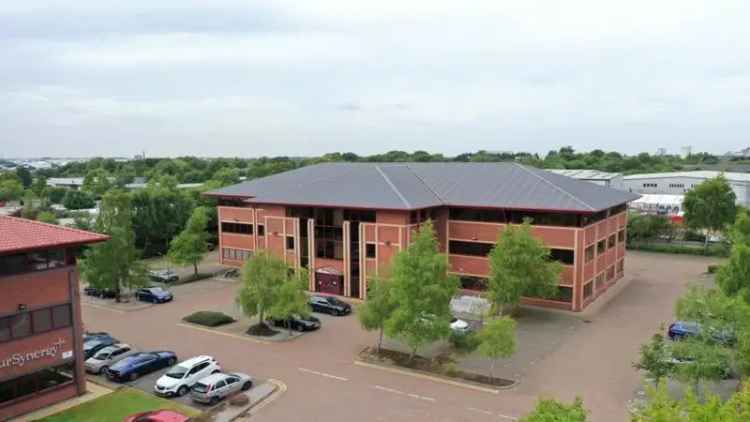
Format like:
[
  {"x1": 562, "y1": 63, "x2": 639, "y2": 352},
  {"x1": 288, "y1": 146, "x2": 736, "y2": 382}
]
[
  {"x1": 168, "y1": 206, "x2": 209, "y2": 277},
  {"x1": 683, "y1": 175, "x2": 736, "y2": 250},
  {"x1": 358, "y1": 277, "x2": 397, "y2": 353}
]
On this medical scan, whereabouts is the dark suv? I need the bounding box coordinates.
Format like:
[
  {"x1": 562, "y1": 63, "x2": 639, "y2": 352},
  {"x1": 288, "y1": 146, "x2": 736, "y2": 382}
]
[
  {"x1": 309, "y1": 295, "x2": 351, "y2": 316},
  {"x1": 270, "y1": 315, "x2": 321, "y2": 332}
]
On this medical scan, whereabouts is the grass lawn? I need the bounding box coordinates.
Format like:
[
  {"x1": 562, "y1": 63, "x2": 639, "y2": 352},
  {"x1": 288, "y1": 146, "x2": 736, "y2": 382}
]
[{"x1": 37, "y1": 387, "x2": 201, "y2": 422}]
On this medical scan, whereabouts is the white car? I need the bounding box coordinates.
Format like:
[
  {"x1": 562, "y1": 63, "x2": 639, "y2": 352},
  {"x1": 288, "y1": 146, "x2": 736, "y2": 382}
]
[
  {"x1": 450, "y1": 317, "x2": 471, "y2": 334},
  {"x1": 154, "y1": 355, "x2": 221, "y2": 397},
  {"x1": 85, "y1": 343, "x2": 136, "y2": 374}
]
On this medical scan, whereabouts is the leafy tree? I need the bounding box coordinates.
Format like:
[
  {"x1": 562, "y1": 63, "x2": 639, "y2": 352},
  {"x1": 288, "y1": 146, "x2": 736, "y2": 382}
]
[
  {"x1": 670, "y1": 339, "x2": 731, "y2": 392},
  {"x1": 62, "y1": 189, "x2": 96, "y2": 210},
  {"x1": 131, "y1": 181, "x2": 195, "y2": 257},
  {"x1": 82, "y1": 168, "x2": 112, "y2": 197},
  {"x1": 717, "y1": 243, "x2": 750, "y2": 302},
  {"x1": 476, "y1": 316, "x2": 517, "y2": 379},
  {"x1": 384, "y1": 221, "x2": 459, "y2": 360},
  {"x1": 37, "y1": 211, "x2": 58, "y2": 225},
  {"x1": 71, "y1": 211, "x2": 95, "y2": 231},
  {"x1": 168, "y1": 206, "x2": 209, "y2": 277},
  {"x1": 46, "y1": 187, "x2": 68, "y2": 204},
  {"x1": 268, "y1": 274, "x2": 311, "y2": 336},
  {"x1": 211, "y1": 167, "x2": 241, "y2": 186},
  {"x1": 358, "y1": 278, "x2": 396, "y2": 353},
  {"x1": 520, "y1": 397, "x2": 588, "y2": 422},
  {"x1": 632, "y1": 381, "x2": 750, "y2": 421},
  {"x1": 0, "y1": 178, "x2": 24, "y2": 202},
  {"x1": 15, "y1": 166, "x2": 32, "y2": 188},
  {"x1": 728, "y1": 208, "x2": 750, "y2": 245},
  {"x1": 30, "y1": 176, "x2": 48, "y2": 198},
  {"x1": 21, "y1": 191, "x2": 37, "y2": 220},
  {"x1": 634, "y1": 334, "x2": 674, "y2": 382},
  {"x1": 683, "y1": 175, "x2": 737, "y2": 252},
  {"x1": 80, "y1": 191, "x2": 147, "y2": 301},
  {"x1": 236, "y1": 251, "x2": 286, "y2": 329},
  {"x1": 486, "y1": 221, "x2": 562, "y2": 314}
]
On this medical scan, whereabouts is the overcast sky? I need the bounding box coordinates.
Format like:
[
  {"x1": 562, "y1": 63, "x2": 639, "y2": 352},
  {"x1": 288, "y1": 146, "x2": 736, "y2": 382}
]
[{"x1": 2, "y1": 1, "x2": 749, "y2": 158}]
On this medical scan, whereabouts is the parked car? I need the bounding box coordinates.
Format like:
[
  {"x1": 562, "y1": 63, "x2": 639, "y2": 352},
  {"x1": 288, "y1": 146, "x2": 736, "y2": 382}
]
[
  {"x1": 135, "y1": 287, "x2": 173, "y2": 303},
  {"x1": 149, "y1": 269, "x2": 179, "y2": 283},
  {"x1": 309, "y1": 295, "x2": 351, "y2": 316},
  {"x1": 106, "y1": 351, "x2": 177, "y2": 382},
  {"x1": 85, "y1": 343, "x2": 136, "y2": 374},
  {"x1": 83, "y1": 335, "x2": 119, "y2": 359},
  {"x1": 83, "y1": 331, "x2": 112, "y2": 342},
  {"x1": 84, "y1": 286, "x2": 117, "y2": 298},
  {"x1": 190, "y1": 372, "x2": 253, "y2": 405},
  {"x1": 222, "y1": 268, "x2": 240, "y2": 279},
  {"x1": 668, "y1": 321, "x2": 736, "y2": 345},
  {"x1": 450, "y1": 317, "x2": 471, "y2": 334},
  {"x1": 270, "y1": 315, "x2": 321, "y2": 332},
  {"x1": 123, "y1": 410, "x2": 190, "y2": 422},
  {"x1": 154, "y1": 355, "x2": 221, "y2": 397}
]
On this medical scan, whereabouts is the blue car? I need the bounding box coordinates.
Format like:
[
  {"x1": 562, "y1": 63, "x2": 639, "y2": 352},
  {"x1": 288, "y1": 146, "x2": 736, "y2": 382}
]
[
  {"x1": 106, "y1": 351, "x2": 177, "y2": 382},
  {"x1": 83, "y1": 335, "x2": 118, "y2": 359},
  {"x1": 668, "y1": 321, "x2": 736, "y2": 345},
  {"x1": 135, "y1": 287, "x2": 173, "y2": 303}
]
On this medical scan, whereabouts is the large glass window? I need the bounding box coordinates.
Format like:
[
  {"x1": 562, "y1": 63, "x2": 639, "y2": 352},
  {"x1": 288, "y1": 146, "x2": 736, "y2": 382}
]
[
  {"x1": 509, "y1": 211, "x2": 579, "y2": 227},
  {"x1": 549, "y1": 249, "x2": 574, "y2": 265},
  {"x1": 0, "y1": 363, "x2": 75, "y2": 405},
  {"x1": 365, "y1": 244, "x2": 376, "y2": 258},
  {"x1": 449, "y1": 208, "x2": 505, "y2": 223},
  {"x1": 221, "y1": 222, "x2": 253, "y2": 235},
  {"x1": 597, "y1": 239, "x2": 606, "y2": 254},
  {"x1": 0, "y1": 304, "x2": 73, "y2": 343},
  {"x1": 449, "y1": 240, "x2": 494, "y2": 257},
  {"x1": 52, "y1": 305, "x2": 72, "y2": 329},
  {"x1": 0, "y1": 249, "x2": 66, "y2": 276},
  {"x1": 11, "y1": 314, "x2": 32, "y2": 338},
  {"x1": 459, "y1": 276, "x2": 487, "y2": 291},
  {"x1": 32, "y1": 308, "x2": 53, "y2": 333},
  {"x1": 585, "y1": 245, "x2": 595, "y2": 263}
]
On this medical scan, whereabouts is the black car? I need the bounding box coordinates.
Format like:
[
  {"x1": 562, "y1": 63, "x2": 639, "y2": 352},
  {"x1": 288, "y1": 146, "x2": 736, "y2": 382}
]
[
  {"x1": 83, "y1": 335, "x2": 118, "y2": 359},
  {"x1": 135, "y1": 287, "x2": 173, "y2": 303},
  {"x1": 106, "y1": 351, "x2": 177, "y2": 382},
  {"x1": 84, "y1": 287, "x2": 117, "y2": 298},
  {"x1": 270, "y1": 315, "x2": 321, "y2": 332},
  {"x1": 309, "y1": 295, "x2": 351, "y2": 316}
]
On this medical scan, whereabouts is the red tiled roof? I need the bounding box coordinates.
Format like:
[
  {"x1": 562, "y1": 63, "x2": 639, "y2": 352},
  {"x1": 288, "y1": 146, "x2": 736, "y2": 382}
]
[{"x1": 0, "y1": 216, "x2": 109, "y2": 254}]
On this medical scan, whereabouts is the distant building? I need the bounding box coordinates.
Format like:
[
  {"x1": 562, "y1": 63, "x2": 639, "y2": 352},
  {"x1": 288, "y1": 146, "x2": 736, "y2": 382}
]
[
  {"x1": 123, "y1": 182, "x2": 203, "y2": 190},
  {"x1": 547, "y1": 169, "x2": 624, "y2": 190},
  {"x1": 623, "y1": 171, "x2": 750, "y2": 207},
  {"x1": 46, "y1": 178, "x2": 85, "y2": 190}
]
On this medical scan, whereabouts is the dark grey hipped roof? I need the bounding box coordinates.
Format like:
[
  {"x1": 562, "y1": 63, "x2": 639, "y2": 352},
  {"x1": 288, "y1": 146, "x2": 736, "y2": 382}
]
[{"x1": 206, "y1": 162, "x2": 639, "y2": 212}]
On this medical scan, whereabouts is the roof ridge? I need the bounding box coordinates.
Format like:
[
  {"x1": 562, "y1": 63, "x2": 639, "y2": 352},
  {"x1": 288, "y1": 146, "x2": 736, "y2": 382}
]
[
  {"x1": 403, "y1": 164, "x2": 445, "y2": 205},
  {"x1": 511, "y1": 163, "x2": 596, "y2": 211},
  {"x1": 374, "y1": 165, "x2": 412, "y2": 209},
  {"x1": 1, "y1": 215, "x2": 107, "y2": 239}
]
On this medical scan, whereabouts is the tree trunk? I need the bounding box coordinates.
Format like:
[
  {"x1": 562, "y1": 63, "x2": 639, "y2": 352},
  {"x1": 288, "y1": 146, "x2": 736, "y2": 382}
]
[
  {"x1": 377, "y1": 328, "x2": 384, "y2": 354},
  {"x1": 193, "y1": 262, "x2": 198, "y2": 278}
]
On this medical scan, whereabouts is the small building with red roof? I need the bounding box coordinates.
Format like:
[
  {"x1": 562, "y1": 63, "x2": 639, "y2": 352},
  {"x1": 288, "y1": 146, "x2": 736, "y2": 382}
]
[{"x1": 0, "y1": 216, "x2": 108, "y2": 420}]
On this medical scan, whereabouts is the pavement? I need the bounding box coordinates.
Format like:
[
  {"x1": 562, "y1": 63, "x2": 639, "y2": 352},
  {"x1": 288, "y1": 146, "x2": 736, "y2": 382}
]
[{"x1": 81, "y1": 251, "x2": 719, "y2": 422}]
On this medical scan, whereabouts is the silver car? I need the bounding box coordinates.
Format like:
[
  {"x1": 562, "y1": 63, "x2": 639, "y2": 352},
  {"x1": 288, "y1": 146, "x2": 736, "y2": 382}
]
[
  {"x1": 85, "y1": 343, "x2": 136, "y2": 374},
  {"x1": 190, "y1": 372, "x2": 253, "y2": 405}
]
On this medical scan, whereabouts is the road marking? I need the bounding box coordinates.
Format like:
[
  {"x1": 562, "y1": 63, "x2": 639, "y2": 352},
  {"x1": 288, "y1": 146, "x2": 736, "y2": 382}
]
[
  {"x1": 248, "y1": 379, "x2": 287, "y2": 416},
  {"x1": 373, "y1": 385, "x2": 436, "y2": 402},
  {"x1": 298, "y1": 367, "x2": 349, "y2": 381},
  {"x1": 467, "y1": 407, "x2": 518, "y2": 420},
  {"x1": 175, "y1": 323, "x2": 270, "y2": 345},
  {"x1": 498, "y1": 415, "x2": 518, "y2": 421},
  {"x1": 81, "y1": 302, "x2": 126, "y2": 314},
  {"x1": 354, "y1": 360, "x2": 503, "y2": 394}
]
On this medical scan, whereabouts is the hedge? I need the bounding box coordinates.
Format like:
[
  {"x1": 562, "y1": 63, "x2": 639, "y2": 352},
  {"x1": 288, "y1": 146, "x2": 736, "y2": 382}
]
[
  {"x1": 183, "y1": 311, "x2": 236, "y2": 327},
  {"x1": 626, "y1": 242, "x2": 729, "y2": 257}
]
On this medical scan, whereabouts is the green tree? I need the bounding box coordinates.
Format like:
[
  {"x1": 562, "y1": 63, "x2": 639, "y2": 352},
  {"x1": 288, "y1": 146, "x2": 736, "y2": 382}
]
[
  {"x1": 31, "y1": 176, "x2": 48, "y2": 198},
  {"x1": 131, "y1": 182, "x2": 195, "y2": 257},
  {"x1": 486, "y1": 221, "x2": 562, "y2": 314},
  {"x1": 168, "y1": 206, "x2": 209, "y2": 277},
  {"x1": 358, "y1": 278, "x2": 396, "y2": 353},
  {"x1": 717, "y1": 243, "x2": 750, "y2": 302},
  {"x1": 268, "y1": 274, "x2": 311, "y2": 336},
  {"x1": 15, "y1": 166, "x2": 32, "y2": 188},
  {"x1": 236, "y1": 251, "x2": 286, "y2": 330},
  {"x1": 384, "y1": 221, "x2": 459, "y2": 360},
  {"x1": 632, "y1": 381, "x2": 750, "y2": 421},
  {"x1": 683, "y1": 175, "x2": 737, "y2": 252},
  {"x1": 71, "y1": 211, "x2": 95, "y2": 231},
  {"x1": 634, "y1": 334, "x2": 675, "y2": 382},
  {"x1": 20, "y1": 191, "x2": 37, "y2": 220},
  {"x1": 62, "y1": 190, "x2": 96, "y2": 210},
  {"x1": 80, "y1": 191, "x2": 147, "y2": 301},
  {"x1": 37, "y1": 211, "x2": 58, "y2": 225},
  {"x1": 520, "y1": 397, "x2": 588, "y2": 422},
  {"x1": 0, "y1": 178, "x2": 24, "y2": 202},
  {"x1": 670, "y1": 339, "x2": 731, "y2": 393},
  {"x1": 211, "y1": 167, "x2": 241, "y2": 186},
  {"x1": 476, "y1": 317, "x2": 517, "y2": 379},
  {"x1": 728, "y1": 208, "x2": 750, "y2": 246},
  {"x1": 46, "y1": 187, "x2": 68, "y2": 204},
  {"x1": 82, "y1": 168, "x2": 112, "y2": 197}
]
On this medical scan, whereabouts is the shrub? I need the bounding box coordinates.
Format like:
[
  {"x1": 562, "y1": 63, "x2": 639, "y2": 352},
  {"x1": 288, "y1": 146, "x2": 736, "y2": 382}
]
[
  {"x1": 449, "y1": 330, "x2": 481, "y2": 355},
  {"x1": 183, "y1": 311, "x2": 235, "y2": 327},
  {"x1": 627, "y1": 242, "x2": 729, "y2": 257},
  {"x1": 708, "y1": 265, "x2": 720, "y2": 274}
]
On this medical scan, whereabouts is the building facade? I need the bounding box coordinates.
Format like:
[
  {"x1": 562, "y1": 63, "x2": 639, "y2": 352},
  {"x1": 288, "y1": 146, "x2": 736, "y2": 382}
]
[
  {"x1": 623, "y1": 171, "x2": 750, "y2": 207},
  {"x1": 207, "y1": 163, "x2": 638, "y2": 312},
  {"x1": 0, "y1": 216, "x2": 107, "y2": 420}
]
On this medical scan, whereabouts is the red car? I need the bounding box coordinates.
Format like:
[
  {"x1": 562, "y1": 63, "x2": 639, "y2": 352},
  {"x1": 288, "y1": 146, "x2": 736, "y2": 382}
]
[{"x1": 124, "y1": 410, "x2": 190, "y2": 422}]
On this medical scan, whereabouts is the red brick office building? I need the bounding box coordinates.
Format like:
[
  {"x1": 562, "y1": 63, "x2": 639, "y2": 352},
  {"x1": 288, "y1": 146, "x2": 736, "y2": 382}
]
[
  {"x1": 0, "y1": 216, "x2": 108, "y2": 420},
  {"x1": 207, "y1": 163, "x2": 638, "y2": 312}
]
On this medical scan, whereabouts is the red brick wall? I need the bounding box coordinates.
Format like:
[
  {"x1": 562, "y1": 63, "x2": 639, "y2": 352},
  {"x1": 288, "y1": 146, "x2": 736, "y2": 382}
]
[
  {"x1": 0, "y1": 268, "x2": 72, "y2": 312},
  {"x1": 0, "y1": 329, "x2": 75, "y2": 381},
  {"x1": 0, "y1": 383, "x2": 78, "y2": 420}
]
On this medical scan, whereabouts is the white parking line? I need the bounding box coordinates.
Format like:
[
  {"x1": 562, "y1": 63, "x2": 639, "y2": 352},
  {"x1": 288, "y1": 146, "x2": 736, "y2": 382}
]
[
  {"x1": 467, "y1": 407, "x2": 518, "y2": 420},
  {"x1": 498, "y1": 415, "x2": 518, "y2": 421},
  {"x1": 298, "y1": 367, "x2": 349, "y2": 381},
  {"x1": 373, "y1": 385, "x2": 436, "y2": 402}
]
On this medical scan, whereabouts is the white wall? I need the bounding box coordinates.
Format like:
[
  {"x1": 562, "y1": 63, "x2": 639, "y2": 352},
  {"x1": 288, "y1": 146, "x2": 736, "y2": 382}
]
[{"x1": 623, "y1": 176, "x2": 750, "y2": 206}]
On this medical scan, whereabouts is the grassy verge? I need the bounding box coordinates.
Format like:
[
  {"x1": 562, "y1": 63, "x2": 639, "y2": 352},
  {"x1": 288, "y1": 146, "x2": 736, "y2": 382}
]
[
  {"x1": 627, "y1": 242, "x2": 729, "y2": 257},
  {"x1": 36, "y1": 387, "x2": 200, "y2": 422}
]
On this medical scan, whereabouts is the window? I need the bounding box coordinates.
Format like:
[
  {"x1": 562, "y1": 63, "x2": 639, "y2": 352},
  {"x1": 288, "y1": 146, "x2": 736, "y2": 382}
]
[
  {"x1": 610, "y1": 203, "x2": 628, "y2": 215},
  {"x1": 597, "y1": 240, "x2": 606, "y2": 254},
  {"x1": 617, "y1": 260, "x2": 624, "y2": 274},
  {"x1": 549, "y1": 249, "x2": 574, "y2": 265},
  {"x1": 52, "y1": 305, "x2": 72, "y2": 329},
  {"x1": 595, "y1": 273, "x2": 605, "y2": 290},
  {"x1": 608, "y1": 235, "x2": 616, "y2": 249},
  {"x1": 257, "y1": 225, "x2": 265, "y2": 236},
  {"x1": 581, "y1": 210, "x2": 608, "y2": 226},
  {"x1": 221, "y1": 222, "x2": 252, "y2": 235},
  {"x1": 449, "y1": 240, "x2": 494, "y2": 257},
  {"x1": 365, "y1": 243, "x2": 376, "y2": 258},
  {"x1": 459, "y1": 276, "x2": 487, "y2": 291},
  {"x1": 585, "y1": 245, "x2": 594, "y2": 262},
  {"x1": 642, "y1": 183, "x2": 658, "y2": 188},
  {"x1": 618, "y1": 229, "x2": 625, "y2": 243},
  {"x1": 449, "y1": 208, "x2": 505, "y2": 223},
  {"x1": 0, "y1": 363, "x2": 75, "y2": 405},
  {"x1": 509, "y1": 211, "x2": 579, "y2": 227},
  {"x1": 607, "y1": 266, "x2": 615, "y2": 281},
  {"x1": 316, "y1": 240, "x2": 343, "y2": 260},
  {"x1": 222, "y1": 248, "x2": 252, "y2": 261},
  {"x1": 669, "y1": 183, "x2": 685, "y2": 188},
  {"x1": 584, "y1": 282, "x2": 593, "y2": 299},
  {"x1": 215, "y1": 380, "x2": 226, "y2": 389},
  {"x1": 11, "y1": 314, "x2": 31, "y2": 338},
  {"x1": 553, "y1": 286, "x2": 573, "y2": 303},
  {"x1": 32, "y1": 308, "x2": 53, "y2": 333},
  {"x1": 0, "y1": 249, "x2": 66, "y2": 276},
  {"x1": 286, "y1": 236, "x2": 295, "y2": 250},
  {"x1": 409, "y1": 211, "x2": 418, "y2": 224}
]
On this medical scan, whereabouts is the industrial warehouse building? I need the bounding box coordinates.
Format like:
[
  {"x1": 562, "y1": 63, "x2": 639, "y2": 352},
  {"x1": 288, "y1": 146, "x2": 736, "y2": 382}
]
[
  {"x1": 623, "y1": 171, "x2": 750, "y2": 207},
  {"x1": 206, "y1": 162, "x2": 639, "y2": 312},
  {"x1": 0, "y1": 216, "x2": 107, "y2": 420}
]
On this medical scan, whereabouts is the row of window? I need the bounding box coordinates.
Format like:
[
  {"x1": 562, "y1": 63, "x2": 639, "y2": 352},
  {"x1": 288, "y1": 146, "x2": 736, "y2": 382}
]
[
  {"x1": 221, "y1": 222, "x2": 264, "y2": 236},
  {"x1": 222, "y1": 248, "x2": 252, "y2": 261},
  {"x1": 0, "y1": 249, "x2": 68, "y2": 277},
  {"x1": 643, "y1": 183, "x2": 658, "y2": 188},
  {"x1": 0, "y1": 362, "x2": 75, "y2": 405},
  {"x1": 584, "y1": 229, "x2": 626, "y2": 263},
  {"x1": 0, "y1": 304, "x2": 72, "y2": 343},
  {"x1": 669, "y1": 183, "x2": 685, "y2": 188},
  {"x1": 448, "y1": 240, "x2": 575, "y2": 265}
]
